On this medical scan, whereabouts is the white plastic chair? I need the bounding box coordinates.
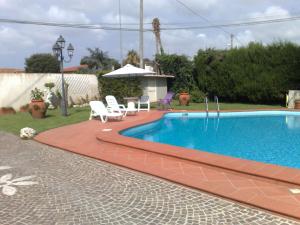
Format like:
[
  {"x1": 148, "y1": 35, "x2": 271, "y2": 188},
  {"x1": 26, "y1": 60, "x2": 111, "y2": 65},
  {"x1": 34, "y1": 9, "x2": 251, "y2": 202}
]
[
  {"x1": 138, "y1": 95, "x2": 150, "y2": 112},
  {"x1": 127, "y1": 102, "x2": 137, "y2": 115},
  {"x1": 105, "y1": 95, "x2": 137, "y2": 116},
  {"x1": 89, "y1": 101, "x2": 123, "y2": 123}
]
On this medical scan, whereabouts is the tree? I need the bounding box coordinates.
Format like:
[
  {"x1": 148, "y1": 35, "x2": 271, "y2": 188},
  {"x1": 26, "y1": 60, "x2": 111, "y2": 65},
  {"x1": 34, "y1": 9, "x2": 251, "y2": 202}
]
[
  {"x1": 25, "y1": 53, "x2": 60, "y2": 73},
  {"x1": 80, "y1": 48, "x2": 118, "y2": 71},
  {"x1": 123, "y1": 50, "x2": 140, "y2": 67},
  {"x1": 156, "y1": 54, "x2": 195, "y2": 93}
]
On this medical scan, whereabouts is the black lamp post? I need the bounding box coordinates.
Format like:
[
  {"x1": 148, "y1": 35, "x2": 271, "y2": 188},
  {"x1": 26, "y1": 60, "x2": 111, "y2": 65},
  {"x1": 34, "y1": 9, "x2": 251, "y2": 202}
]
[{"x1": 52, "y1": 35, "x2": 74, "y2": 116}]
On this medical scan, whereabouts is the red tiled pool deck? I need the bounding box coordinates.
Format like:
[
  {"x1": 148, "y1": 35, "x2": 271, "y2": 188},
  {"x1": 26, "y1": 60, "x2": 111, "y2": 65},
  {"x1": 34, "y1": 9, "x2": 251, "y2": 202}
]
[{"x1": 35, "y1": 110, "x2": 300, "y2": 220}]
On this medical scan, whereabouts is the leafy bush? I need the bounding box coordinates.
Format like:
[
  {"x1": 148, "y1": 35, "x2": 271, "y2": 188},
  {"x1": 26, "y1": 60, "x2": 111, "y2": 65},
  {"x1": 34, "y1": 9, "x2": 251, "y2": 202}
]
[
  {"x1": 44, "y1": 82, "x2": 55, "y2": 90},
  {"x1": 194, "y1": 42, "x2": 300, "y2": 104},
  {"x1": 25, "y1": 53, "x2": 60, "y2": 73},
  {"x1": 190, "y1": 88, "x2": 206, "y2": 103},
  {"x1": 30, "y1": 88, "x2": 44, "y2": 101},
  {"x1": 156, "y1": 54, "x2": 195, "y2": 94},
  {"x1": 97, "y1": 70, "x2": 142, "y2": 103}
]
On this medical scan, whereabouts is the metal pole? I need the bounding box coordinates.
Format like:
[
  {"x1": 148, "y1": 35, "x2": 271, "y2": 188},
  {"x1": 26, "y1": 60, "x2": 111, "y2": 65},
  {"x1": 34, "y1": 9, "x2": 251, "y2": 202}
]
[
  {"x1": 119, "y1": 0, "x2": 123, "y2": 67},
  {"x1": 139, "y1": 0, "x2": 144, "y2": 68},
  {"x1": 60, "y1": 51, "x2": 67, "y2": 116},
  {"x1": 230, "y1": 34, "x2": 234, "y2": 49}
]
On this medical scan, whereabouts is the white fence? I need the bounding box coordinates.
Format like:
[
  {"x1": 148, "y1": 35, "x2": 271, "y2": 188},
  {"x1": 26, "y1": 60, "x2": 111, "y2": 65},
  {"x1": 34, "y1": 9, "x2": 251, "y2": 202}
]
[{"x1": 0, "y1": 73, "x2": 99, "y2": 110}]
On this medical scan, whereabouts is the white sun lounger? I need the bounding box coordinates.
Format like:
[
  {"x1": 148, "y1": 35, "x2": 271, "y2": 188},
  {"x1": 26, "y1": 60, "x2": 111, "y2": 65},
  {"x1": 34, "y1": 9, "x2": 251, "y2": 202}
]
[
  {"x1": 89, "y1": 101, "x2": 123, "y2": 123},
  {"x1": 105, "y1": 95, "x2": 137, "y2": 116}
]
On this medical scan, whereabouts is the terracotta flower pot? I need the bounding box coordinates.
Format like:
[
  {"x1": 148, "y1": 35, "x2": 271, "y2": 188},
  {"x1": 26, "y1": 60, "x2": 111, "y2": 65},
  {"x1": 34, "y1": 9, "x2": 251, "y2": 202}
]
[
  {"x1": 29, "y1": 100, "x2": 47, "y2": 119},
  {"x1": 179, "y1": 92, "x2": 190, "y2": 106},
  {"x1": 0, "y1": 107, "x2": 16, "y2": 115},
  {"x1": 295, "y1": 100, "x2": 300, "y2": 109}
]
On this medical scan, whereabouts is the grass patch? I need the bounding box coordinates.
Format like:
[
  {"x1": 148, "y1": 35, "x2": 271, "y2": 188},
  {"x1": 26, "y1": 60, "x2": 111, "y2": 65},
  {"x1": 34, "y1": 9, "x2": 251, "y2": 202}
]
[
  {"x1": 152, "y1": 102, "x2": 284, "y2": 110},
  {"x1": 0, "y1": 103, "x2": 285, "y2": 135},
  {"x1": 0, "y1": 107, "x2": 90, "y2": 135}
]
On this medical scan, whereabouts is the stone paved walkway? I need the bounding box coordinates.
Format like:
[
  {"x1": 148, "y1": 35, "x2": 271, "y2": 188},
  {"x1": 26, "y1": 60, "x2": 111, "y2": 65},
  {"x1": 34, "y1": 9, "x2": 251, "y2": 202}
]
[{"x1": 0, "y1": 132, "x2": 299, "y2": 225}]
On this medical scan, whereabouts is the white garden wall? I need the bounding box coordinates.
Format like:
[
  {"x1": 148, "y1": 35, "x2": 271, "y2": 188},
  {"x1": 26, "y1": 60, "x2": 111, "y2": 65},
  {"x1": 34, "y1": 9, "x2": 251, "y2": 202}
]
[{"x1": 0, "y1": 73, "x2": 99, "y2": 110}]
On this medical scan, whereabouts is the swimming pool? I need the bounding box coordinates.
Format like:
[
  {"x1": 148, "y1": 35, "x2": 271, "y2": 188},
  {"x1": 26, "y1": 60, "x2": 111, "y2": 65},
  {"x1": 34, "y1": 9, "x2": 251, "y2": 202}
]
[{"x1": 121, "y1": 111, "x2": 300, "y2": 169}]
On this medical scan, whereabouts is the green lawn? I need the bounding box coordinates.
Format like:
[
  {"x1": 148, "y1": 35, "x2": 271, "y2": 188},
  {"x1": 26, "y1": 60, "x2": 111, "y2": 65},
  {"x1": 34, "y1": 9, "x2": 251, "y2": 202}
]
[
  {"x1": 0, "y1": 107, "x2": 90, "y2": 135},
  {"x1": 0, "y1": 103, "x2": 284, "y2": 135},
  {"x1": 152, "y1": 102, "x2": 284, "y2": 111}
]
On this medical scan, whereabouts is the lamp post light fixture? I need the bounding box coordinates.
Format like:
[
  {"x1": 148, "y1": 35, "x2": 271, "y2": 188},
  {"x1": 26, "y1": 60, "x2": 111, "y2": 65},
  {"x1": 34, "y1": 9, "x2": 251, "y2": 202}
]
[{"x1": 52, "y1": 35, "x2": 74, "y2": 116}]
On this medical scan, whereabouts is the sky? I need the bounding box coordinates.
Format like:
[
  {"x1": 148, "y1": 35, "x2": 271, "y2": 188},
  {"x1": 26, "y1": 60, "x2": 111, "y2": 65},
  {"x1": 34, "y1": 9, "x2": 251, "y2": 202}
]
[{"x1": 0, "y1": 0, "x2": 300, "y2": 68}]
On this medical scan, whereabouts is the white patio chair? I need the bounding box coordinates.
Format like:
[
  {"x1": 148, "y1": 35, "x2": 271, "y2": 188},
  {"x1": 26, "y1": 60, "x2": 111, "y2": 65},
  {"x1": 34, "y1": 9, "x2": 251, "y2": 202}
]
[
  {"x1": 89, "y1": 101, "x2": 123, "y2": 123},
  {"x1": 127, "y1": 102, "x2": 137, "y2": 115},
  {"x1": 105, "y1": 95, "x2": 137, "y2": 116},
  {"x1": 138, "y1": 95, "x2": 150, "y2": 112}
]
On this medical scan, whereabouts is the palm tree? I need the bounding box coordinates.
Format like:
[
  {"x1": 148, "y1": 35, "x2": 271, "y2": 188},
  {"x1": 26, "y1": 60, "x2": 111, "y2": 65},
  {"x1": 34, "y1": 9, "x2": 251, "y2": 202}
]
[
  {"x1": 152, "y1": 18, "x2": 164, "y2": 55},
  {"x1": 80, "y1": 48, "x2": 110, "y2": 70},
  {"x1": 123, "y1": 50, "x2": 140, "y2": 67}
]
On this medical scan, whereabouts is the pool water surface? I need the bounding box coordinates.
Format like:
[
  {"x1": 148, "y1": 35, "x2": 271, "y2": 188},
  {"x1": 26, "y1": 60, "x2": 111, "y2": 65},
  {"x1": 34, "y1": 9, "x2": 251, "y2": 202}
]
[{"x1": 121, "y1": 111, "x2": 300, "y2": 169}]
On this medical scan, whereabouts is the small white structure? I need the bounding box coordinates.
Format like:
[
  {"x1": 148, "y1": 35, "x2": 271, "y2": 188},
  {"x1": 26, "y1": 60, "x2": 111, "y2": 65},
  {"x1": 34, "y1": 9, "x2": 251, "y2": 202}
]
[
  {"x1": 103, "y1": 64, "x2": 173, "y2": 102},
  {"x1": 287, "y1": 90, "x2": 300, "y2": 108}
]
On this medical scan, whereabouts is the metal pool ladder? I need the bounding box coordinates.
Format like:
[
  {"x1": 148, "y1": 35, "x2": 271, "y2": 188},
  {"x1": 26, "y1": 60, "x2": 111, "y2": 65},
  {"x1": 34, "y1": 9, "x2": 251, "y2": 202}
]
[
  {"x1": 214, "y1": 96, "x2": 220, "y2": 116},
  {"x1": 204, "y1": 97, "x2": 209, "y2": 116}
]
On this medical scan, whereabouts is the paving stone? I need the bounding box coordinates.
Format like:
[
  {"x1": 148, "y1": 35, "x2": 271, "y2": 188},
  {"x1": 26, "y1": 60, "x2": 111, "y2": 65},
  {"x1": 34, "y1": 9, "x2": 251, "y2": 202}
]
[{"x1": 0, "y1": 132, "x2": 299, "y2": 225}]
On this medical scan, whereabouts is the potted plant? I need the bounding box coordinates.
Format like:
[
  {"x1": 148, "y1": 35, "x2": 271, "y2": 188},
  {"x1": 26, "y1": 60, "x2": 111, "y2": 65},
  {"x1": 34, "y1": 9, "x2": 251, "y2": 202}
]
[
  {"x1": 44, "y1": 82, "x2": 55, "y2": 91},
  {"x1": 179, "y1": 89, "x2": 190, "y2": 106},
  {"x1": 0, "y1": 107, "x2": 16, "y2": 115},
  {"x1": 29, "y1": 88, "x2": 47, "y2": 119},
  {"x1": 19, "y1": 104, "x2": 29, "y2": 112}
]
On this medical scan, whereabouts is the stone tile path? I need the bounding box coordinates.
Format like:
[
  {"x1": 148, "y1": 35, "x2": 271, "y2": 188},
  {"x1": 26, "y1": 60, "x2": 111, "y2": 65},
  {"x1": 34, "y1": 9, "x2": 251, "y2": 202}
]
[
  {"x1": 0, "y1": 132, "x2": 299, "y2": 225},
  {"x1": 35, "y1": 111, "x2": 300, "y2": 219}
]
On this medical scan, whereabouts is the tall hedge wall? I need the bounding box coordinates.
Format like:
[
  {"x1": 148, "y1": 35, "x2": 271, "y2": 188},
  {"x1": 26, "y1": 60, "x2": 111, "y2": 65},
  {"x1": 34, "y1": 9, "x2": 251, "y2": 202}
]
[
  {"x1": 195, "y1": 42, "x2": 300, "y2": 104},
  {"x1": 158, "y1": 41, "x2": 300, "y2": 104}
]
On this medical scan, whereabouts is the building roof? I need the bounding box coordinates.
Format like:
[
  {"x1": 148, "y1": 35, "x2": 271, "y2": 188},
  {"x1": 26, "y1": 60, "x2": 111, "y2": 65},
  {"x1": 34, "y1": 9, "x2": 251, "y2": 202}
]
[
  {"x1": 63, "y1": 64, "x2": 88, "y2": 73},
  {"x1": 103, "y1": 64, "x2": 156, "y2": 78},
  {"x1": 0, "y1": 68, "x2": 24, "y2": 73}
]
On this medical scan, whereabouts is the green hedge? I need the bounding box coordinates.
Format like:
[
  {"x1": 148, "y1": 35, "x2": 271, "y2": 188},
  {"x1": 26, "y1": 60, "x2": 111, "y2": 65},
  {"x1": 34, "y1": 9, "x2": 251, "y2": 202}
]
[
  {"x1": 157, "y1": 42, "x2": 300, "y2": 104},
  {"x1": 195, "y1": 42, "x2": 300, "y2": 104},
  {"x1": 97, "y1": 71, "x2": 142, "y2": 104}
]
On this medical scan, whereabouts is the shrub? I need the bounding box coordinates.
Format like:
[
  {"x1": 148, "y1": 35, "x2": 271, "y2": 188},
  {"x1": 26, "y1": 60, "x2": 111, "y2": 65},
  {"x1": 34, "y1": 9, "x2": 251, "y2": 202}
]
[
  {"x1": 19, "y1": 104, "x2": 29, "y2": 112},
  {"x1": 25, "y1": 53, "x2": 60, "y2": 73},
  {"x1": 44, "y1": 82, "x2": 55, "y2": 90},
  {"x1": 193, "y1": 42, "x2": 300, "y2": 104},
  {"x1": 190, "y1": 88, "x2": 206, "y2": 103},
  {"x1": 97, "y1": 70, "x2": 142, "y2": 103},
  {"x1": 156, "y1": 54, "x2": 195, "y2": 94},
  {"x1": 0, "y1": 107, "x2": 16, "y2": 115},
  {"x1": 30, "y1": 88, "x2": 44, "y2": 101}
]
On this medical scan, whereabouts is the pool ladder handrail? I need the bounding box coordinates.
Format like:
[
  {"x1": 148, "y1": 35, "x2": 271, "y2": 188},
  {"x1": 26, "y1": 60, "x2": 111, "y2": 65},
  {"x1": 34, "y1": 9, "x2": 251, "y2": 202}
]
[
  {"x1": 204, "y1": 97, "x2": 209, "y2": 116},
  {"x1": 214, "y1": 96, "x2": 220, "y2": 116}
]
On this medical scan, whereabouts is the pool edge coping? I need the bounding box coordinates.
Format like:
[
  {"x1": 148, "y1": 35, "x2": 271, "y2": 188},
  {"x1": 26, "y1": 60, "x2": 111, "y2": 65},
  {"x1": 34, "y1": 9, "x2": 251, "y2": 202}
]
[{"x1": 97, "y1": 109, "x2": 300, "y2": 186}]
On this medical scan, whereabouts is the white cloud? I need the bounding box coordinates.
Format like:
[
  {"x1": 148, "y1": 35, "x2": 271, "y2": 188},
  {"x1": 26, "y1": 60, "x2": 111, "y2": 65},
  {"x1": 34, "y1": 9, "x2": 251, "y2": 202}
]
[
  {"x1": 0, "y1": 1, "x2": 300, "y2": 68},
  {"x1": 249, "y1": 5, "x2": 290, "y2": 19},
  {"x1": 47, "y1": 5, "x2": 90, "y2": 23},
  {"x1": 197, "y1": 33, "x2": 206, "y2": 38},
  {"x1": 0, "y1": 26, "x2": 34, "y2": 51},
  {"x1": 0, "y1": 0, "x2": 8, "y2": 8}
]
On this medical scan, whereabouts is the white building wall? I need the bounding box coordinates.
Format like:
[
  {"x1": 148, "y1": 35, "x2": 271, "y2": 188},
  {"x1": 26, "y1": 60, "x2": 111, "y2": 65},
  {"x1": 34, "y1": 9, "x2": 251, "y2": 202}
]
[
  {"x1": 139, "y1": 77, "x2": 167, "y2": 102},
  {"x1": 0, "y1": 73, "x2": 99, "y2": 110},
  {"x1": 156, "y1": 78, "x2": 167, "y2": 100},
  {"x1": 288, "y1": 90, "x2": 300, "y2": 108}
]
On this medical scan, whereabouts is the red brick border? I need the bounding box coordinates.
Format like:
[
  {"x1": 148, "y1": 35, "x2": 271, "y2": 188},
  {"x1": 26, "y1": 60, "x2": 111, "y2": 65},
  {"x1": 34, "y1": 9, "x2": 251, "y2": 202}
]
[{"x1": 97, "y1": 109, "x2": 300, "y2": 186}]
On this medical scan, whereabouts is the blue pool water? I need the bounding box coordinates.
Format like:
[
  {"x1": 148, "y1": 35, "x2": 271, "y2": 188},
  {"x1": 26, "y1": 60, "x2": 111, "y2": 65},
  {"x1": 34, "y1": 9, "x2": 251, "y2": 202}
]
[{"x1": 121, "y1": 111, "x2": 300, "y2": 169}]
